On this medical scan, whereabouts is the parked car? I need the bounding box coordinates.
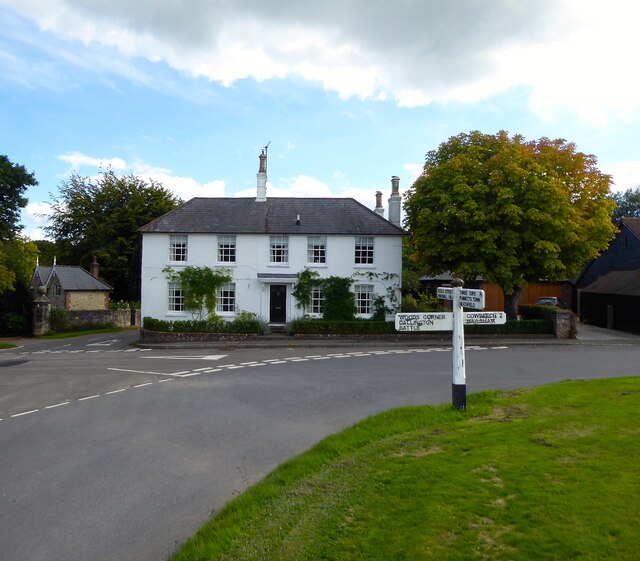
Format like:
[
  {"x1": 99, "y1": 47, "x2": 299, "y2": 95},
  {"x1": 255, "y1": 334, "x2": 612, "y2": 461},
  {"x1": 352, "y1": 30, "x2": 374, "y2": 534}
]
[{"x1": 536, "y1": 296, "x2": 567, "y2": 308}]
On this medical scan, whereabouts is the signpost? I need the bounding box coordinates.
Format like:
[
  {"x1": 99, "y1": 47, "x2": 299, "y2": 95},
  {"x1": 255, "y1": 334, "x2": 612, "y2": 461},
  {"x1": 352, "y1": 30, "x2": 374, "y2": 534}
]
[{"x1": 396, "y1": 281, "x2": 502, "y2": 411}]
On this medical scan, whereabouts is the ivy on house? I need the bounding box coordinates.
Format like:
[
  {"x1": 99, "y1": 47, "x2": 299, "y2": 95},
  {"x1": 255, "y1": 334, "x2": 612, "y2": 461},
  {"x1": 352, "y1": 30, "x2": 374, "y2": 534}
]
[
  {"x1": 292, "y1": 268, "x2": 321, "y2": 314},
  {"x1": 164, "y1": 266, "x2": 232, "y2": 320}
]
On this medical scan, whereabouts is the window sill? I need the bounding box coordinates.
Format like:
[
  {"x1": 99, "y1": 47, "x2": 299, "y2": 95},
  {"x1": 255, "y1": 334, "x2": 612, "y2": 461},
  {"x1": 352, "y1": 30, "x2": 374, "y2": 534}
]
[{"x1": 268, "y1": 263, "x2": 290, "y2": 268}]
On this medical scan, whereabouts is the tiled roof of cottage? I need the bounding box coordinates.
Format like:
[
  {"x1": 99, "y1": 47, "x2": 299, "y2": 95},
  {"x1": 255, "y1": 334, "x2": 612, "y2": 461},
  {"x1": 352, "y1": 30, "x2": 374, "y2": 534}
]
[
  {"x1": 32, "y1": 266, "x2": 112, "y2": 291},
  {"x1": 139, "y1": 197, "x2": 405, "y2": 236},
  {"x1": 621, "y1": 217, "x2": 640, "y2": 238}
]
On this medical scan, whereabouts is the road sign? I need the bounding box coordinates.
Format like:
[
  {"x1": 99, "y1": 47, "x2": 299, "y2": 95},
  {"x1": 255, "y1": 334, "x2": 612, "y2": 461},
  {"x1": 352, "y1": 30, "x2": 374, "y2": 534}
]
[
  {"x1": 395, "y1": 311, "x2": 506, "y2": 331},
  {"x1": 395, "y1": 312, "x2": 452, "y2": 332},
  {"x1": 437, "y1": 287, "x2": 485, "y2": 310},
  {"x1": 464, "y1": 311, "x2": 506, "y2": 325}
]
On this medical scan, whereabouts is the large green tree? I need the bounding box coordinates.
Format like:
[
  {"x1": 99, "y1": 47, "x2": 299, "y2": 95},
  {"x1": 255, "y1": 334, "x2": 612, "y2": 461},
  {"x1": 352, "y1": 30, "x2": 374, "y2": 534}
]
[
  {"x1": 0, "y1": 154, "x2": 38, "y2": 239},
  {"x1": 404, "y1": 131, "x2": 616, "y2": 319},
  {"x1": 46, "y1": 169, "x2": 182, "y2": 300},
  {"x1": 611, "y1": 186, "x2": 640, "y2": 221}
]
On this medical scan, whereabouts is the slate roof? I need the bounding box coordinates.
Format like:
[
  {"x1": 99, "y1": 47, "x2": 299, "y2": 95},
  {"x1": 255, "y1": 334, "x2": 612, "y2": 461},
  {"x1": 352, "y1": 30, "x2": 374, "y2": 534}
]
[
  {"x1": 139, "y1": 197, "x2": 405, "y2": 236},
  {"x1": 32, "y1": 266, "x2": 112, "y2": 291},
  {"x1": 581, "y1": 271, "x2": 640, "y2": 296}
]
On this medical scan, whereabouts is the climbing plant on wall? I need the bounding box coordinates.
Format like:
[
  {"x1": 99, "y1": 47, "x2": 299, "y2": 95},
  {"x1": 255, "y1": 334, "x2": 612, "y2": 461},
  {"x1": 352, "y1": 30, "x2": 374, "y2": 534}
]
[
  {"x1": 292, "y1": 268, "x2": 321, "y2": 314},
  {"x1": 163, "y1": 266, "x2": 232, "y2": 320}
]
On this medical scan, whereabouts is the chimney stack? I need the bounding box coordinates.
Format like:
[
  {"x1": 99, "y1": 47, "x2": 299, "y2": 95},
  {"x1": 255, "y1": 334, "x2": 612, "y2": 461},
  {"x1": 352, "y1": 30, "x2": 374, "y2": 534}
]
[
  {"x1": 374, "y1": 191, "x2": 384, "y2": 216},
  {"x1": 256, "y1": 147, "x2": 268, "y2": 202},
  {"x1": 388, "y1": 176, "x2": 401, "y2": 227},
  {"x1": 90, "y1": 255, "x2": 100, "y2": 278}
]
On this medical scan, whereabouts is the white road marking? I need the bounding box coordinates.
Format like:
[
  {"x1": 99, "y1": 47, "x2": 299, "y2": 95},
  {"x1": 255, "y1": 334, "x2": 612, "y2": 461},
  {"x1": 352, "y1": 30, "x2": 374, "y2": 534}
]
[
  {"x1": 45, "y1": 401, "x2": 70, "y2": 409},
  {"x1": 158, "y1": 378, "x2": 172, "y2": 382},
  {"x1": 140, "y1": 355, "x2": 227, "y2": 361},
  {"x1": 106, "y1": 388, "x2": 127, "y2": 395},
  {"x1": 133, "y1": 382, "x2": 153, "y2": 388},
  {"x1": 179, "y1": 372, "x2": 202, "y2": 378},
  {"x1": 312, "y1": 356, "x2": 331, "y2": 360},
  {"x1": 78, "y1": 395, "x2": 100, "y2": 401},
  {"x1": 108, "y1": 367, "x2": 180, "y2": 377},
  {"x1": 11, "y1": 409, "x2": 39, "y2": 417}
]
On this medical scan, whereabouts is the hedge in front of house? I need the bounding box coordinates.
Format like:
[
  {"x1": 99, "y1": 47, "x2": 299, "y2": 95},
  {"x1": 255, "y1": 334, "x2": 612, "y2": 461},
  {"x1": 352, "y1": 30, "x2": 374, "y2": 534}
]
[
  {"x1": 518, "y1": 304, "x2": 561, "y2": 322},
  {"x1": 465, "y1": 319, "x2": 552, "y2": 335},
  {"x1": 291, "y1": 320, "x2": 396, "y2": 335},
  {"x1": 143, "y1": 316, "x2": 261, "y2": 334}
]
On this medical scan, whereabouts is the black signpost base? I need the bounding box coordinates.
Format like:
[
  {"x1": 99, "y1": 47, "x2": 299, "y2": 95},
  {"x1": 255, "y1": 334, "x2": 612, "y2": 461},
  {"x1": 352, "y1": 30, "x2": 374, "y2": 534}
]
[{"x1": 452, "y1": 383, "x2": 466, "y2": 411}]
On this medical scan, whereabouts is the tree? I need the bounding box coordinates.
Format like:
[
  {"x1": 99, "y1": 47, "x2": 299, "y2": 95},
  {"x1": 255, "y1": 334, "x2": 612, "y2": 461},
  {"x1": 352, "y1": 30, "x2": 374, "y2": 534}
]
[
  {"x1": 46, "y1": 169, "x2": 182, "y2": 300},
  {"x1": 611, "y1": 186, "x2": 640, "y2": 221},
  {"x1": 404, "y1": 131, "x2": 616, "y2": 319},
  {"x1": 0, "y1": 155, "x2": 38, "y2": 239},
  {"x1": 0, "y1": 237, "x2": 39, "y2": 294}
]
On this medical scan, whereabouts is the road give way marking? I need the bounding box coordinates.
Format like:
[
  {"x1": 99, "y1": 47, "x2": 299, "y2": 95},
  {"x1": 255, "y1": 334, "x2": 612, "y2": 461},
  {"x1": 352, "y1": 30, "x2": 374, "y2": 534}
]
[{"x1": 0, "y1": 346, "x2": 508, "y2": 424}]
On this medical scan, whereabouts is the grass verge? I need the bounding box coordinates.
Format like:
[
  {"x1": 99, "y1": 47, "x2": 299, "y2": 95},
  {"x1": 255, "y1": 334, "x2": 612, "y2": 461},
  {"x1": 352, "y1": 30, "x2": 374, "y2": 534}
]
[
  {"x1": 172, "y1": 377, "x2": 640, "y2": 561},
  {"x1": 0, "y1": 342, "x2": 17, "y2": 349}
]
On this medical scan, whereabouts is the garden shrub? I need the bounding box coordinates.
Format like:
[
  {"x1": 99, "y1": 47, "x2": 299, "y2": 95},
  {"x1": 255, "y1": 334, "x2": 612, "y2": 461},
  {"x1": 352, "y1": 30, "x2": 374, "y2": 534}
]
[
  {"x1": 143, "y1": 316, "x2": 261, "y2": 334},
  {"x1": 292, "y1": 320, "x2": 395, "y2": 335}
]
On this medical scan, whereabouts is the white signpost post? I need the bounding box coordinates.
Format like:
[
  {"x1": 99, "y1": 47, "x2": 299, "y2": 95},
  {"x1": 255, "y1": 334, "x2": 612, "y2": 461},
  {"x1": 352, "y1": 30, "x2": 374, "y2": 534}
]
[{"x1": 396, "y1": 280, "x2": 506, "y2": 411}]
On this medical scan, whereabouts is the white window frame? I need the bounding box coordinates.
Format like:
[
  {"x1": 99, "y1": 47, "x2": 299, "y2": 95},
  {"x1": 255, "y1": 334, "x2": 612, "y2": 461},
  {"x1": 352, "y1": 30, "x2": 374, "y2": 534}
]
[
  {"x1": 354, "y1": 236, "x2": 374, "y2": 265},
  {"x1": 217, "y1": 235, "x2": 236, "y2": 263},
  {"x1": 216, "y1": 282, "x2": 236, "y2": 313},
  {"x1": 168, "y1": 282, "x2": 185, "y2": 312},
  {"x1": 169, "y1": 235, "x2": 188, "y2": 262},
  {"x1": 311, "y1": 286, "x2": 324, "y2": 315},
  {"x1": 307, "y1": 236, "x2": 327, "y2": 265},
  {"x1": 354, "y1": 284, "x2": 374, "y2": 315},
  {"x1": 270, "y1": 235, "x2": 289, "y2": 264}
]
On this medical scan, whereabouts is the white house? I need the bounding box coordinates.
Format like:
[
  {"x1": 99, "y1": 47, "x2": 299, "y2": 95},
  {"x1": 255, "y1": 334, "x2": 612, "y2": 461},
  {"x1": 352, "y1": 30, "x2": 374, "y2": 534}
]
[{"x1": 139, "y1": 151, "x2": 405, "y2": 325}]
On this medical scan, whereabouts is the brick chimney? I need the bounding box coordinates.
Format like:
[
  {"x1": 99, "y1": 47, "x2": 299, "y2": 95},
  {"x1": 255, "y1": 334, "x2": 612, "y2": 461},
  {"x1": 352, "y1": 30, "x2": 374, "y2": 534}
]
[
  {"x1": 374, "y1": 191, "x2": 384, "y2": 216},
  {"x1": 90, "y1": 255, "x2": 100, "y2": 278}
]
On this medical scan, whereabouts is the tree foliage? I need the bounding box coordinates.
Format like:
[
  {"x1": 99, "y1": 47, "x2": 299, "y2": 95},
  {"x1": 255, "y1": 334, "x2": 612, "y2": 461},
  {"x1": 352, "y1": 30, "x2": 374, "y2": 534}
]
[
  {"x1": 0, "y1": 155, "x2": 38, "y2": 240},
  {"x1": 164, "y1": 266, "x2": 232, "y2": 320},
  {"x1": 404, "y1": 131, "x2": 616, "y2": 319},
  {"x1": 0, "y1": 237, "x2": 39, "y2": 295},
  {"x1": 611, "y1": 186, "x2": 640, "y2": 221},
  {"x1": 46, "y1": 169, "x2": 182, "y2": 300}
]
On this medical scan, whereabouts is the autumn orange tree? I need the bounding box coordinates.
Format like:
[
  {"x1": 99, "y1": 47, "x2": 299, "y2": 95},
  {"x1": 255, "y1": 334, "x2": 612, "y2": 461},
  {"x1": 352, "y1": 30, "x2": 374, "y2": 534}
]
[{"x1": 404, "y1": 131, "x2": 616, "y2": 319}]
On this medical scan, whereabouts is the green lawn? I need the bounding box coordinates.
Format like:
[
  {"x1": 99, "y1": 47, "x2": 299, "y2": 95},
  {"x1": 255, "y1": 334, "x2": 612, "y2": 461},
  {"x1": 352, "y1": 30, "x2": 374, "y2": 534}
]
[
  {"x1": 172, "y1": 377, "x2": 640, "y2": 561},
  {"x1": 0, "y1": 342, "x2": 17, "y2": 349}
]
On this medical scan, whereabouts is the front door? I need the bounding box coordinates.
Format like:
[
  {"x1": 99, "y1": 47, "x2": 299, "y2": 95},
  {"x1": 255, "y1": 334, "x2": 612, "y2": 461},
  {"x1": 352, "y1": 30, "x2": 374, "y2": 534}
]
[{"x1": 269, "y1": 284, "x2": 287, "y2": 323}]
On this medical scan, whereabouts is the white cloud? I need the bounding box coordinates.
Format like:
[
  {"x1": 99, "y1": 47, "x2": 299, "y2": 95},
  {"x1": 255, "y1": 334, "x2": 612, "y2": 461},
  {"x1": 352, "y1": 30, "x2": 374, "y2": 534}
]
[
  {"x1": 24, "y1": 201, "x2": 52, "y2": 225},
  {"x1": 605, "y1": 161, "x2": 640, "y2": 192},
  {"x1": 58, "y1": 152, "x2": 127, "y2": 171},
  {"x1": 4, "y1": 0, "x2": 639, "y2": 123}
]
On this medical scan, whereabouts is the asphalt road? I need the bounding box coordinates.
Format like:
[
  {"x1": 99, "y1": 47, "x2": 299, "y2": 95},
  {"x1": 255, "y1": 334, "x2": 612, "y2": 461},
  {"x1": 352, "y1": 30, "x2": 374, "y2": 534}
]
[{"x1": 1, "y1": 334, "x2": 639, "y2": 561}]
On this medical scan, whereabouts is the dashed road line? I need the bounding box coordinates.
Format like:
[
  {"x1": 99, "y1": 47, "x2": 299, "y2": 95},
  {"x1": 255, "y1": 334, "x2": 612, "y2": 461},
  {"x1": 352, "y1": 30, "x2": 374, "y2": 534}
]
[
  {"x1": 45, "y1": 401, "x2": 70, "y2": 409},
  {"x1": 11, "y1": 409, "x2": 39, "y2": 418},
  {"x1": 2, "y1": 345, "x2": 508, "y2": 425}
]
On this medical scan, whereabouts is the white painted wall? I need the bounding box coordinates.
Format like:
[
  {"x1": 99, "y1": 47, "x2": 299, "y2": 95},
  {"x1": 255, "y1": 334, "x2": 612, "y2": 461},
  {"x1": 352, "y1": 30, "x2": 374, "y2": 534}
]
[{"x1": 141, "y1": 232, "x2": 402, "y2": 322}]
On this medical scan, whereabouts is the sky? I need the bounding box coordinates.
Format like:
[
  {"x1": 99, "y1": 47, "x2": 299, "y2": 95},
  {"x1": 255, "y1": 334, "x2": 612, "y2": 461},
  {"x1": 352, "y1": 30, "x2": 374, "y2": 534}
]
[{"x1": 2, "y1": 0, "x2": 640, "y2": 240}]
